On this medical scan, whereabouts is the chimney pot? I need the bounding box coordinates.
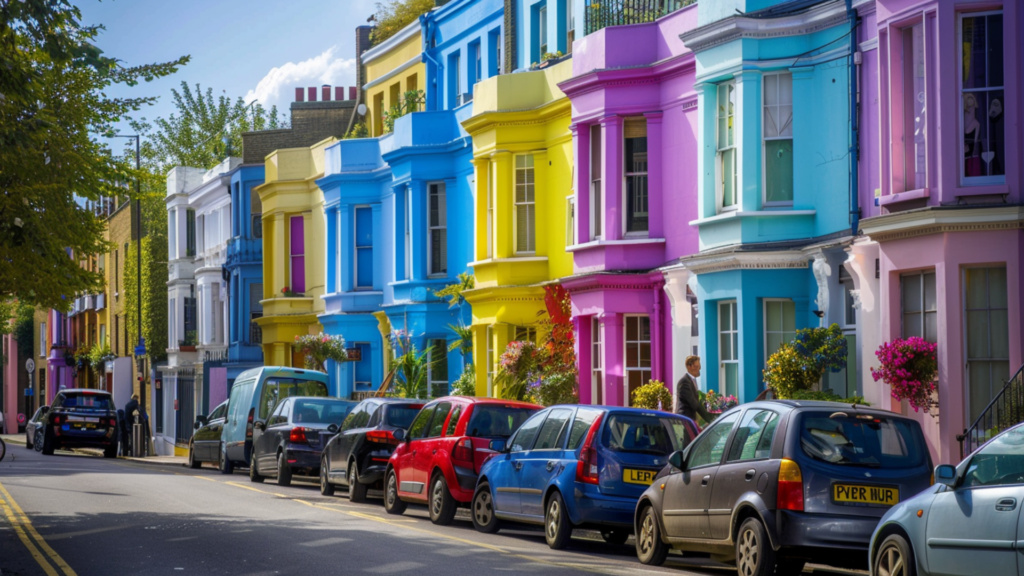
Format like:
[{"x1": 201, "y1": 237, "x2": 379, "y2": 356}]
[
  {"x1": 322, "y1": 85, "x2": 331, "y2": 101},
  {"x1": 295, "y1": 87, "x2": 304, "y2": 102},
  {"x1": 349, "y1": 86, "x2": 357, "y2": 100},
  {"x1": 335, "y1": 87, "x2": 345, "y2": 101},
  {"x1": 308, "y1": 87, "x2": 317, "y2": 102}
]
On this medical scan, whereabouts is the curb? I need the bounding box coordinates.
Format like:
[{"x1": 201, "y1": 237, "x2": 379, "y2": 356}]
[{"x1": 70, "y1": 448, "x2": 186, "y2": 468}]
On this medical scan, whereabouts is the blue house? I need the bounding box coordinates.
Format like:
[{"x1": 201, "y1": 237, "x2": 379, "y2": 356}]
[
  {"x1": 224, "y1": 163, "x2": 266, "y2": 381},
  {"x1": 508, "y1": 0, "x2": 581, "y2": 71},
  {"x1": 678, "y1": 0, "x2": 860, "y2": 402}
]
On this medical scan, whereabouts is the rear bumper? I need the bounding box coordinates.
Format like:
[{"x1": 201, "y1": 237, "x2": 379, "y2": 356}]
[
  {"x1": 775, "y1": 511, "x2": 879, "y2": 569},
  {"x1": 570, "y1": 488, "x2": 637, "y2": 529},
  {"x1": 53, "y1": 428, "x2": 116, "y2": 447},
  {"x1": 286, "y1": 446, "x2": 323, "y2": 471},
  {"x1": 359, "y1": 463, "x2": 388, "y2": 485}
]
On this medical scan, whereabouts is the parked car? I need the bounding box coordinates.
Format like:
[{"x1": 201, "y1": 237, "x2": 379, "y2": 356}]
[
  {"x1": 473, "y1": 405, "x2": 700, "y2": 549},
  {"x1": 26, "y1": 406, "x2": 47, "y2": 450},
  {"x1": 37, "y1": 389, "x2": 119, "y2": 458},
  {"x1": 248, "y1": 396, "x2": 356, "y2": 486},
  {"x1": 870, "y1": 422, "x2": 1024, "y2": 576},
  {"x1": 384, "y1": 397, "x2": 541, "y2": 524},
  {"x1": 320, "y1": 397, "x2": 425, "y2": 501},
  {"x1": 634, "y1": 400, "x2": 933, "y2": 575},
  {"x1": 187, "y1": 401, "x2": 228, "y2": 469},
  {"x1": 219, "y1": 367, "x2": 331, "y2": 474}
]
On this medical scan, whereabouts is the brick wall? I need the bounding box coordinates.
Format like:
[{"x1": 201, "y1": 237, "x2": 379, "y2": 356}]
[
  {"x1": 107, "y1": 204, "x2": 132, "y2": 358},
  {"x1": 241, "y1": 100, "x2": 355, "y2": 164},
  {"x1": 504, "y1": 0, "x2": 516, "y2": 74}
]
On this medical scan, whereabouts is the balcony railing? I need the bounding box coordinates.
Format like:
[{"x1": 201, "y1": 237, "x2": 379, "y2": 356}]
[
  {"x1": 958, "y1": 363, "x2": 1024, "y2": 459},
  {"x1": 226, "y1": 237, "x2": 263, "y2": 268},
  {"x1": 584, "y1": 0, "x2": 695, "y2": 35},
  {"x1": 249, "y1": 313, "x2": 263, "y2": 345}
]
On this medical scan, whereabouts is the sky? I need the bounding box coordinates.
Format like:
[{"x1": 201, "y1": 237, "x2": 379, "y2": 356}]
[{"x1": 78, "y1": 0, "x2": 378, "y2": 135}]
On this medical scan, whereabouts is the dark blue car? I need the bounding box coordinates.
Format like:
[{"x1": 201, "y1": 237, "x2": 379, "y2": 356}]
[{"x1": 471, "y1": 405, "x2": 699, "y2": 549}]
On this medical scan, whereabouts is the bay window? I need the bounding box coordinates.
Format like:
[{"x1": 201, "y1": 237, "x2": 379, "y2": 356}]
[
  {"x1": 591, "y1": 317, "x2": 603, "y2": 405},
  {"x1": 763, "y1": 73, "x2": 793, "y2": 205},
  {"x1": 590, "y1": 124, "x2": 602, "y2": 239},
  {"x1": 763, "y1": 299, "x2": 796, "y2": 361},
  {"x1": 354, "y1": 206, "x2": 373, "y2": 289},
  {"x1": 625, "y1": 315, "x2": 652, "y2": 405},
  {"x1": 719, "y1": 301, "x2": 738, "y2": 397},
  {"x1": 289, "y1": 215, "x2": 305, "y2": 294},
  {"x1": 717, "y1": 82, "x2": 737, "y2": 210},
  {"x1": 624, "y1": 117, "x2": 649, "y2": 234},
  {"x1": 902, "y1": 21, "x2": 927, "y2": 191},
  {"x1": 901, "y1": 270, "x2": 937, "y2": 343},
  {"x1": 960, "y1": 12, "x2": 1005, "y2": 184}
]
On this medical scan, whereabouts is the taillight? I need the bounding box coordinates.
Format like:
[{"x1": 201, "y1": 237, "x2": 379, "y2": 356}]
[
  {"x1": 52, "y1": 415, "x2": 63, "y2": 425},
  {"x1": 777, "y1": 458, "x2": 804, "y2": 512},
  {"x1": 108, "y1": 418, "x2": 117, "y2": 427},
  {"x1": 453, "y1": 438, "x2": 474, "y2": 465},
  {"x1": 366, "y1": 430, "x2": 397, "y2": 446},
  {"x1": 575, "y1": 414, "x2": 604, "y2": 485},
  {"x1": 245, "y1": 408, "x2": 255, "y2": 439},
  {"x1": 289, "y1": 427, "x2": 309, "y2": 443}
]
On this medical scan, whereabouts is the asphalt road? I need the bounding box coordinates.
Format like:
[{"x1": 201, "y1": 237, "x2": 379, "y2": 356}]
[{"x1": 0, "y1": 436, "x2": 861, "y2": 576}]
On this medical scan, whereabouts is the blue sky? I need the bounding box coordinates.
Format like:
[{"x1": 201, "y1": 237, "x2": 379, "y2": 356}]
[{"x1": 79, "y1": 0, "x2": 377, "y2": 133}]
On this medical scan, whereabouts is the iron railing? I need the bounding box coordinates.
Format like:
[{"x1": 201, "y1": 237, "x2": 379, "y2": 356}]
[
  {"x1": 249, "y1": 313, "x2": 263, "y2": 345},
  {"x1": 584, "y1": 0, "x2": 696, "y2": 35},
  {"x1": 958, "y1": 363, "x2": 1024, "y2": 459},
  {"x1": 173, "y1": 366, "x2": 196, "y2": 445}
]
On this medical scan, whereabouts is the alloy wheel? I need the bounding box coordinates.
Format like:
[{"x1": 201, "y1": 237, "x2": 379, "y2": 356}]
[
  {"x1": 387, "y1": 474, "x2": 398, "y2": 507},
  {"x1": 473, "y1": 490, "x2": 493, "y2": 526},
  {"x1": 639, "y1": 514, "x2": 656, "y2": 555},
  {"x1": 321, "y1": 461, "x2": 329, "y2": 490},
  {"x1": 877, "y1": 543, "x2": 906, "y2": 576},
  {"x1": 546, "y1": 499, "x2": 560, "y2": 541},
  {"x1": 737, "y1": 527, "x2": 759, "y2": 576},
  {"x1": 431, "y1": 479, "x2": 444, "y2": 517}
]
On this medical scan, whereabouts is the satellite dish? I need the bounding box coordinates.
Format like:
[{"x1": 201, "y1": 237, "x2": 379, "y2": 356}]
[{"x1": 357, "y1": 103, "x2": 367, "y2": 116}]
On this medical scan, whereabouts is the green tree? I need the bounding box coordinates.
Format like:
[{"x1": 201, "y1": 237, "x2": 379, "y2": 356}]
[
  {"x1": 369, "y1": 0, "x2": 434, "y2": 46},
  {"x1": 0, "y1": 0, "x2": 188, "y2": 310}
]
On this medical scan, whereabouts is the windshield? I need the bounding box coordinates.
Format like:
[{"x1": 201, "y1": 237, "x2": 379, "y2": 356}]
[
  {"x1": 466, "y1": 405, "x2": 539, "y2": 439},
  {"x1": 602, "y1": 413, "x2": 698, "y2": 456},
  {"x1": 259, "y1": 378, "x2": 329, "y2": 419},
  {"x1": 963, "y1": 425, "x2": 1024, "y2": 487},
  {"x1": 800, "y1": 411, "x2": 926, "y2": 469},
  {"x1": 61, "y1": 393, "x2": 113, "y2": 410},
  {"x1": 292, "y1": 399, "x2": 355, "y2": 425},
  {"x1": 385, "y1": 405, "x2": 423, "y2": 429}
]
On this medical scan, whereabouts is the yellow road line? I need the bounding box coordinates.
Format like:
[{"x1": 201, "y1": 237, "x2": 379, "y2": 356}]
[
  {"x1": 0, "y1": 480, "x2": 78, "y2": 576},
  {"x1": 225, "y1": 481, "x2": 287, "y2": 498}
]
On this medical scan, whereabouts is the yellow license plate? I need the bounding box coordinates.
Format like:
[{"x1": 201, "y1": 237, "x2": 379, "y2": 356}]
[
  {"x1": 833, "y1": 483, "x2": 899, "y2": 506},
  {"x1": 624, "y1": 469, "x2": 657, "y2": 486}
]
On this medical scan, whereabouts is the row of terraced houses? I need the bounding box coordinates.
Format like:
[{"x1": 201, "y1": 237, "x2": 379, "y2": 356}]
[{"x1": 10, "y1": 0, "x2": 1020, "y2": 467}]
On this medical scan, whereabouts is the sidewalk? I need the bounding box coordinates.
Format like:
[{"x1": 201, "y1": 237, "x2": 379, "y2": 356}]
[{"x1": 71, "y1": 447, "x2": 188, "y2": 467}]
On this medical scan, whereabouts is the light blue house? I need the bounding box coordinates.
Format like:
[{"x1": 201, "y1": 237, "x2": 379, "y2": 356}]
[
  {"x1": 224, "y1": 164, "x2": 266, "y2": 382},
  {"x1": 678, "y1": 0, "x2": 860, "y2": 402},
  {"x1": 508, "y1": 0, "x2": 582, "y2": 71}
]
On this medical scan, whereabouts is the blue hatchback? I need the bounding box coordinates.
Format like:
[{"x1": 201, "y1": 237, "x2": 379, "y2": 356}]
[{"x1": 472, "y1": 405, "x2": 699, "y2": 549}]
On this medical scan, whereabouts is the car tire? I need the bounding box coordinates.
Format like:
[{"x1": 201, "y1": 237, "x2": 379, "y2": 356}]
[
  {"x1": 775, "y1": 557, "x2": 806, "y2": 576},
  {"x1": 34, "y1": 430, "x2": 43, "y2": 453},
  {"x1": 188, "y1": 442, "x2": 201, "y2": 469},
  {"x1": 250, "y1": 454, "x2": 265, "y2": 483},
  {"x1": 103, "y1": 443, "x2": 117, "y2": 459},
  {"x1": 736, "y1": 517, "x2": 777, "y2": 576},
  {"x1": 218, "y1": 444, "x2": 234, "y2": 475},
  {"x1": 26, "y1": 433, "x2": 33, "y2": 449},
  {"x1": 319, "y1": 457, "x2": 335, "y2": 495},
  {"x1": 383, "y1": 469, "x2": 407, "y2": 515},
  {"x1": 348, "y1": 462, "x2": 368, "y2": 503},
  {"x1": 636, "y1": 505, "x2": 668, "y2": 566},
  {"x1": 428, "y1": 473, "x2": 457, "y2": 526},
  {"x1": 277, "y1": 452, "x2": 292, "y2": 487},
  {"x1": 874, "y1": 534, "x2": 915, "y2": 576},
  {"x1": 544, "y1": 491, "x2": 573, "y2": 550},
  {"x1": 601, "y1": 529, "x2": 629, "y2": 546},
  {"x1": 471, "y1": 482, "x2": 501, "y2": 534},
  {"x1": 41, "y1": 430, "x2": 55, "y2": 456}
]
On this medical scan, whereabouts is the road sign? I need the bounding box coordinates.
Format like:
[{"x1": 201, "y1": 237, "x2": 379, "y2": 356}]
[
  {"x1": 24, "y1": 388, "x2": 33, "y2": 396},
  {"x1": 17, "y1": 413, "x2": 25, "y2": 424},
  {"x1": 25, "y1": 358, "x2": 35, "y2": 373},
  {"x1": 346, "y1": 348, "x2": 362, "y2": 361},
  {"x1": 134, "y1": 337, "x2": 147, "y2": 357}
]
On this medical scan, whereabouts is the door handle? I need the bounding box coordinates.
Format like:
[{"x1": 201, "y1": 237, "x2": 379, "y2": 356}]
[
  {"x1": 997, "y1": 497, "x2": 1017, "y2": 512},
  {"x1": 432, "y1": 449, "x2": 437, "y2": 455},
  {"x1": 546, "y1": 461, "x2": 556, "y2": 472},
  {"x1": 745, "y1": 469, "x2": 756, "y2": 481},
  {"x1": 412, "y1": 451, "x2": 416, "y2": 456},
  {"x1": 701, "y1": 475, "x2": 710, "y2": 486},
  {"x1": 513, "y1": 461, "x2": 523, "y2": 471}
]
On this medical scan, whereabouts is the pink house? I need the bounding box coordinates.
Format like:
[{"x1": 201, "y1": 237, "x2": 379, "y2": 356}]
[
  {"x1": 848, "y1": 0, "x2": 1023, "y2": 464},
  {"x1": 559, "y1": 5, "x2": 701, "y2": 407}
]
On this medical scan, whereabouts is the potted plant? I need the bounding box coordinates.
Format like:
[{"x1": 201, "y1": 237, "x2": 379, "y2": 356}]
[
  {"x1": 535, "y1": 50, "x2": 564, "y2": 69},
  {"x1": 178, "y1": 330, "x2": 198, "y2": 352},
  {"x1": 631, "y1": 380, "x2": 672, "y2": 410},
  {"x1": 871, "y1": 337, "x2": 938, "y2": 412},
  {"x1": 280, "y1": 286, "x2": 304, "y2": 298}
]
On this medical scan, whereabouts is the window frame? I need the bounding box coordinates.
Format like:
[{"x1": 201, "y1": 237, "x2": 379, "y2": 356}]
[
  {"x1": 427, "y1": 338, "x2": 449, "y2": 398},
  {"x1": 900, "y1": 270, "x2": 937, "y2": 343},
  {"x1": 716, "y1": 81, "x2": 738, "y2": 212},
  {"x1": 591, "y1": 317, "x2": 603, "y2": 406},
  {"x1": 531, "y1": 407, "x2": 574, "y2": 451},
  {"x1": 762, "y1": 72, "x2": 794, "y2": 207},
  {"x1": 353, "y1": 205, "x2": 374, "y2": 291},
  {"x1": 589, "y1": 123, "x2": 603, "y2": 240},
  {"x1": 427, "y1": 182, "x2": 447, "y2": 278},
  {"x1": 718, "y1": 300, "x2": 739, "y2": 397},
  {"x1": 288, "y1": 214, "x2": 305, "y2": 294},
  {"x1": 957, "y1": 10, "x2": 1006, "y2": 187},
  {"x1": 538, "y1": 4, "x2": 548, "y2": 57},
  {"x1": 486, "y1": 325, "x2": 495, "y2": 397},
  {"x1": 623, "y1": 314, "x2": 652, "y2": 407},
  {"x1": 513, "y1": 154, "x2": 536, "y2": 255},
  {"x1": 686, "y1": 411, "x2": 739, "y2": 470},
  {"x1": 899, "y1": 19, "x2": 928, "y2": 192},
  {"x1": 763, "y1": 298, "x2": 796, "y2": 366},
  {"x1": 724, "y1": 408, "x2": 780, "y2": 464},
  {"x1": 622, "y1": 117, "x2": 649, "y2": 236}
]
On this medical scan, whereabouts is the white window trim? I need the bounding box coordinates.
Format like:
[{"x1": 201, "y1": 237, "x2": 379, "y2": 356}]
[
  {"x1": 404, "y1": 188, "x2": 413, "y2": 280},
  {"x1": 840, "y1": 282, "x2": 857, "y2": 329},
  {"x1": 900, "y1": 270, "x2": 937, "y2": 342},
  {"x1": 354, "y1": 205, "x2": 373, "y2": 290},
  {"x1": 762, "y1": 72, "x2": 794, "y2": 208},
  {"x1": 514, "y1": 154, "x2": 536, "y2": 255},
  {"x1": 762, "y1": 298, "x2": 795, "y2": 367},
  {"x1": 957, "y1": 10, "x2": 1006, "y2": 187},
  {"x1": 591, "y1": 316, "x2": 602, "y2": 405},
  {"x1": 718, "y1": 300, "x2": 739, "y2": 396},
  {"x1": 539, "y1": 5, "x2": 548, "y2": 57},
  {"x1": 427, "y1": 182, "x2": 447, "y2": 278},
  {"x1": 716, "y1": 81, "x2": 739, "y2": 213},
  {"x1": 40, "y1": 322, "x2": 47, "y2": 357},
  {"x1": 590, "y1": 124, "x2": 603, "y2": 241},
  {"x1": 622, "y1": 118, "x2": 650, "y2": 238},
  {"x1": 623, "y1": 314, "x2": 652, "y2": 407}
]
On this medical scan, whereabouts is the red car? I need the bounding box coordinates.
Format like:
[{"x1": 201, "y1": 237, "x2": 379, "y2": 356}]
[{"x1": 384, "y1": 396, "x2": 541, "y2": 525}]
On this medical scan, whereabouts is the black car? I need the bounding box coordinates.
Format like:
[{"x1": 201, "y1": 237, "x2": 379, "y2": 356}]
[
  {"x1": 26, "y1": 406, "x2": 46, "y2": 450},
  {"x1": 188, "y1": 401, "x2": 228, "y2": 469},
  {"x1": 249, "y1": 396, "x2": 356, "y2": 486},
  {"x1": 634, "y1": 400, "x2": 932, "y2": 574},
  {"x1": 319, "y1": 398, "x2": 424, "y2": 501},
  {"x1": 37, "y1": 389, "x2": 119, "y2": 458}
]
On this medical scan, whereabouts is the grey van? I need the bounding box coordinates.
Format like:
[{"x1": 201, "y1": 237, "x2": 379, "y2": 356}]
[{"x1": 218, "y1": 367, "x2": 330, "y2": 473}]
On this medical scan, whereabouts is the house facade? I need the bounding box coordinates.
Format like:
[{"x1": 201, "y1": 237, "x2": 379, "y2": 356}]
[{"x1": 224, "y1": 163, "x2": 266, "y2": 382}]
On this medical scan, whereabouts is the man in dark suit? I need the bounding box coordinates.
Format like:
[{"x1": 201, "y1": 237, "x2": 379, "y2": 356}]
[{"x1": 676, "y1": 356, "x2": 717, "y2": 424}]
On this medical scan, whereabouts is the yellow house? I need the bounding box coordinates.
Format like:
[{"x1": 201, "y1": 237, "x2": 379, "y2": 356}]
[
  {"x1": 254, "y1": 137, "x2": 334, "y2": 367},
  {"x1": 461, "y1": 59, "x2": 574, "y2": 397},
  {"x1": 363, "y1": 20, "x2": 425, "y2": 137}
]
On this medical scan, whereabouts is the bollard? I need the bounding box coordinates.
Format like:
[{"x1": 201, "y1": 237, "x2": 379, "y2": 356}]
[{"x1": 132, "y1": 423, "x2": 143, "y2": 458}]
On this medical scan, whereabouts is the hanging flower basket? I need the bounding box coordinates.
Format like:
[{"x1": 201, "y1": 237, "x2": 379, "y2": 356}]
[{"x1": 871, "y1": 337, "x2": 938, "y2": 412}]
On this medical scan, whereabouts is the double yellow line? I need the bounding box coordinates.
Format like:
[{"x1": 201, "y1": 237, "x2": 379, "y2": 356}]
[{"x1": 0, "y1": 480, "x2": 78, "y2": 576}]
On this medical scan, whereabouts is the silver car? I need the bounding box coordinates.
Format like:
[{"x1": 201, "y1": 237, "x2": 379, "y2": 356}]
[{"x1": 869, "y1": 423, "x2": 1024, "y2": 576}]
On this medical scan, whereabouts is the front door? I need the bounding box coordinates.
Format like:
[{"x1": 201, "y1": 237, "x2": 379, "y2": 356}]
[
  {"x1": 707, "y1": 409, "x2": 779, "y2": 539},
  {"x1": 519, "y1": 408, "x2": 573, "y2": 517},
  {"x1": 663, "y1": 411, "x2": 738, "y2": 540},
  {"x1": 964, "y1": 267, "x2": 1010, "y2": 424}
]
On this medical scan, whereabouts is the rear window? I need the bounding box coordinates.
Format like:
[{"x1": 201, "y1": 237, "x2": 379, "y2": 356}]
[
  {"x1": 465, "y1": 405, "x2": 539, "y2": 439},
  {"x1": 602, "y1": 413, "x2": 696, "y2": 455},
  {"x1": 800, "y1": 411, "x2": 927, "y2": 469},
  {"x1": 61, "y1": 393, "x2": 113, "y2": 410},
  {"x1": 293, "y1": 400, "x2": 355, "y2": 425},
  {"x1": 385, "y1": 405, "x2": 424, "y2": 429}
]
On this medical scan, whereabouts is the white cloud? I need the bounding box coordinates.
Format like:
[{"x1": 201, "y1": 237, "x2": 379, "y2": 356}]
[{"x1": 245, "y1": 46, "x2": 357, "y2": 109}]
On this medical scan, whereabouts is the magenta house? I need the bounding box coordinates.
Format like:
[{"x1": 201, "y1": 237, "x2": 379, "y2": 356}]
[
  {"x1": 559, "y1": 5, "x2": 700, "y2": 407},
  {"x1": 847, "y1": 0, "x2": 1023, "y2": 463}
]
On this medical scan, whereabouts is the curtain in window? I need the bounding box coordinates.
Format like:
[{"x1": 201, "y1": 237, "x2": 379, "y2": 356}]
[{"x1": 290, "y1": 215, "x2": 305, "y2": 293}]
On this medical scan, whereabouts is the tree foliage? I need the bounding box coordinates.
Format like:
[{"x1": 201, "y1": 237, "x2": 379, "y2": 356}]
[
  {"x1": 369, "y1": 0, "x2": 434, "y2": 47},
  {"x1": 0, "y1": 0, "x2": 188, "y2": 310}
]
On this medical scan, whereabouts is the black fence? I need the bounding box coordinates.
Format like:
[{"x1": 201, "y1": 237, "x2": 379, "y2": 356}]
[
  {"x1": 584, "y1": 0, "x2": 696, "y2": 35},
  {"x1": 958, "y1": 363, "x2": 1024, "y2": 459},
  {"x1": 174, "y1": 366, "x2": 196, "y2": 445}
]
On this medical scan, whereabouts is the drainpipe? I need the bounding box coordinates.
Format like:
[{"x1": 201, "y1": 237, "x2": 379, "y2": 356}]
[
  {"x1": 846, "y1": 0, "x2": 860, "y2": 236},
  {"x1": 421, "y1": 51, "x2": 442, "y2": 112},
  {"x1": 420, "y1": 14, "x2": 442, "y2": 112}
]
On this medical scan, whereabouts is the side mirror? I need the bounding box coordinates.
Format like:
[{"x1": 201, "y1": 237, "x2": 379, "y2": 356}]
[
  {"x1": 392, "y1": 428, "x2": 407, "y2": 442},
  {"x1": 41, "y1": 406, "x2": 49, "y2": 413},
  {"x1": 253, "y1": 421, "x2": 265, "y2": 431},
  {"x1": 328, "y1": 423, "x2": 339, "y2": 434},
  {"x1": 489, "y1": 439, "x2": 507, "y2": 453},
  {"x1": 668, "y1": 450, "x2": 686, "y2": 471},
  {"x1": 935, "y1": 464, "x2": 958, "y2": 487}
]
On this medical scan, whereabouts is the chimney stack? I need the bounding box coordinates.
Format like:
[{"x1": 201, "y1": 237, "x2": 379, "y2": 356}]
[
  {"x1": 307, "y1": 87, "x2": 317, "y2": 102},
  {"x1": 349, "y1": 86, "x2": 357, "y2": 101},
  {"x1": 322, "y1": 85, "x2": 331, "y2": 102},
  {"x1": 295, "y1": 87, "x2": 305, "y2": 102}
]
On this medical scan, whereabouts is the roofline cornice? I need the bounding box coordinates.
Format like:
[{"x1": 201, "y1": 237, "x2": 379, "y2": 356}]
[
  {"x1": 362, "y1": 20, "x2": 421, "y2": 65},
  {"x1": 679, "y1": 0, "x2": 849, "y2": 53},
  {"x1": 559, "y1": 52, "x2": 696, "y2": 98}
]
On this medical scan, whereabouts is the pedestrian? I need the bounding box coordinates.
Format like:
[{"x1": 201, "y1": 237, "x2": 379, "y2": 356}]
[
  {"x1": 124, "y1": 394, "x2": 140, "y2": 425},
  {"x1": 676, "y1": 355, "x2": 717, "y2": 425},
  {"x1": 117, "y1": 409, "x2": 130, "y2": 456}
]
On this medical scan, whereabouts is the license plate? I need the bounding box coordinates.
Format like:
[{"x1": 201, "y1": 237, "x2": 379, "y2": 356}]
[
  {"x1": 623, "y1": 469, "x2": 657, "y2": 486},
  {"x1": 833, "y1": 483, "x2": 899, "y2": 506}
]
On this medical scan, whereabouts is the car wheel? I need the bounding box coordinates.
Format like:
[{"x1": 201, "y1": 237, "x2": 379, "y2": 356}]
[
  {"x1": 34, "y1": 430, "x2": 43, "y2": 453},
  {"x1": 383, "y1": 469, "x2": 407, "y2": 515},
  {"x1": 874, "y1": 534, "x2": 915, "y2": 576},
  {"x1": 636, "y1": 505, "x2": 668, "y2": 566},
  {"x1": 736, "y1": 517, "x2": 777, "y2": 576},
  {"x1": 41, "y1": 429, "x2": 55, "y2": 456},
  {"x1": 250, "y1": 454, "x2": 265, "y2": 483},
  {"x1": 428, "y1": 473, "x2": 457, "y2": 526},
  {"x1": 601, "y1": 529, "x2": 629, "y2": 546},
  {"x1": 320, "y1": 457, "x2": 335, "y2": 495},
  {"x1": 775, "y1": 557, "x2": 806, "y2": 576},
  {"x1": 544, "y1": 491, "x2": 572, "y2": 550},
  {"x1": 348, "y1": 462, "x2": 368, "y2": 503},
  {"x1": 471, "y1": 482, "x2": 501, "y2": 534},
  {"x1": 277, "y1": 452, "x2": 292, "y2": 487},
  {"x1": 218, "y1": 444, "x2": 234, "y2": 475},
  {"x1": 188, "y1": 442, "x2": 201, "y2": 469}
]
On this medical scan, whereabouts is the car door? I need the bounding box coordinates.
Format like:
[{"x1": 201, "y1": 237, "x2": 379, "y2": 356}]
[
  {"x1": 707, "y1": 409, "x2": 779, "y2": 539},
  {"x1": 397, "y1": 404, "x2": 436, "y2": 497},
  {"x1": 926, "y1": 429, "x2": 1024, "y2": 576},
  {"x1": 196, "y1": 404, "x2": 223, "y2": 461},
  {"x1": 418, "y1": 402, "x2": 453, "y2": 491},
  {"x1": 493, "y1": 410, "x2": 547, "y2": 517},
  {"x1": 518, "y1": 408, "x2": 574, "y2": 518},
  {"x1": 662, "y1": 411, "x2": 739, "y2": 540},
  {"x1": 331, "y1": 403, "x2": 365, "y2": 481},
  {"x1": 258, "y1": 400, "x2": 290, "y2": 473},
  {"x1": 206, "y1": 404, "x2": 228, "y2": 462}
]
